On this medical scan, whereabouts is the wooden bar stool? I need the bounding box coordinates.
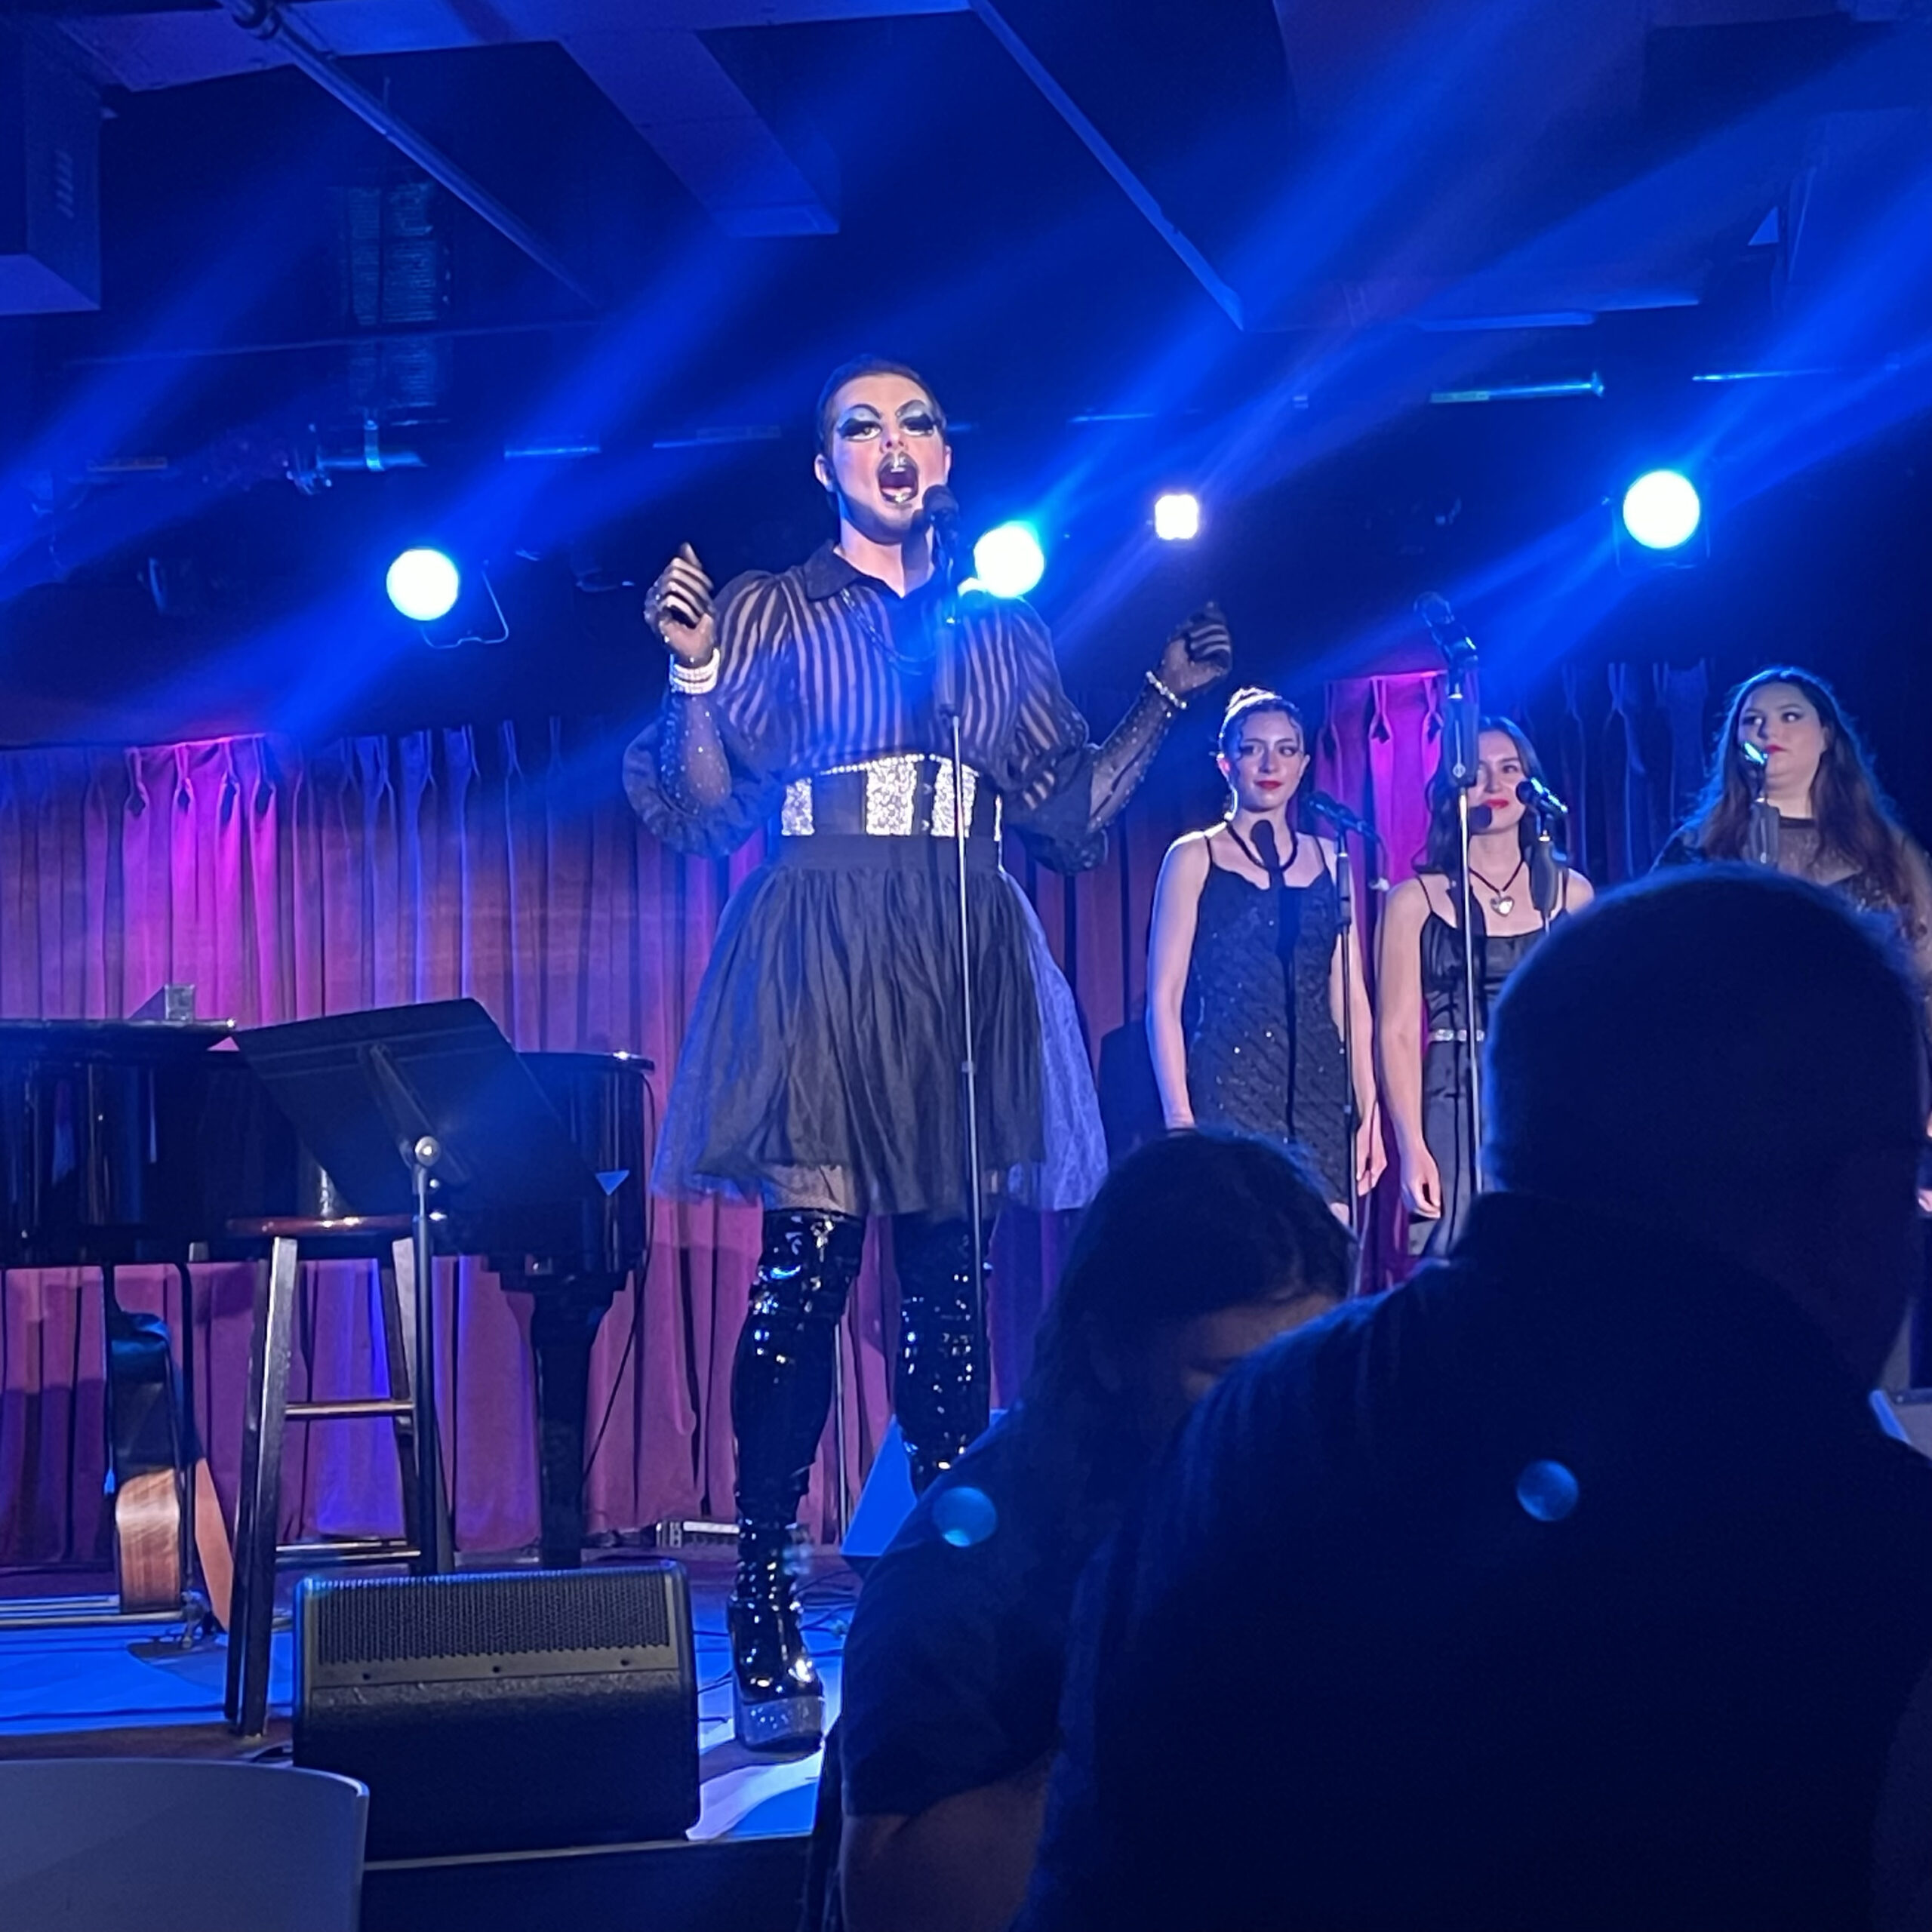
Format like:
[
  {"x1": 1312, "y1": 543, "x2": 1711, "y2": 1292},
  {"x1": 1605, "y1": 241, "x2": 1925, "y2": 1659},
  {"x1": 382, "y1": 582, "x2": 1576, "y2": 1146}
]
[{"x1": 223, "y1": 1214, "x2": 452, "y2": 1737}]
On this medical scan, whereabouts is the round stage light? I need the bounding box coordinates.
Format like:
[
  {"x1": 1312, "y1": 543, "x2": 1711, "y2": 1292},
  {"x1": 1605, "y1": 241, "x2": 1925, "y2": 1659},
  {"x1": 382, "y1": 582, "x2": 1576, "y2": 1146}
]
[
  {"x1": 386, "y1": 548, "x2": 461, "y2": 622},
  {"x1": 1620, "y1": 471, "x2": 1702, "y2": 551},
  {"x1": 972, "y1": 521, "x2": 1046, "y2": 599},
  {"x1": 1153, "y1": 492, "x2": 1201, "y2": 542}
]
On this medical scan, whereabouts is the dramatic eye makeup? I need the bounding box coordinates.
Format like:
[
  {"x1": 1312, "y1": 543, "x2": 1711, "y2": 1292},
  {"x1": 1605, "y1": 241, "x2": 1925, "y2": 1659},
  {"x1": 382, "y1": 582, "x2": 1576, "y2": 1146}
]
[
  {"x1": 835, "y1": 408, "x2": 882, "y2": 441},
  {"x1": 897, "y1": 405, "x2": 940, "y2": 436}
]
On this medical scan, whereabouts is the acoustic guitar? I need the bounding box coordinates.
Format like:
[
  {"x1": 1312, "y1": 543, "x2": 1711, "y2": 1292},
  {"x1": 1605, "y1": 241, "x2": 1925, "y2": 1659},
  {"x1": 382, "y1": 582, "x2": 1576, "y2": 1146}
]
[{"x1": 103, "y1": 1276, "x2": 233, "y2": 1628}]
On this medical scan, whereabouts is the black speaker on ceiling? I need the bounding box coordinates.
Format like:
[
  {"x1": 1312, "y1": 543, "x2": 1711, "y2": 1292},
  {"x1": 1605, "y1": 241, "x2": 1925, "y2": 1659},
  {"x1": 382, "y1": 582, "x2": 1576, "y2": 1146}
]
[{"x1": 293, "y1": 1564, "x2": 700, "y2": 1861}]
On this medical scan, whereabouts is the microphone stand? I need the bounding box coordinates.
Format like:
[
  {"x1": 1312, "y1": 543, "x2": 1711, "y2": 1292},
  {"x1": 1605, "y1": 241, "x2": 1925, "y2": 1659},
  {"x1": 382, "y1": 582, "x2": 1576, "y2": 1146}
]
[
  {"x1": 1528, "y1": 802, "x2": 1563, "y2": 930},
  {"x1": 927, "y1": 518, "x2": 988, "y2": 1422},
  {"x1": 1334, "y1": 827, "x2": 1360, "y2": 1237},
  {"x1": 1439, "y1": 641, "x2": 1484, "y2": 1192},
  {"x1": 1744, "y1": 752, "x2": 1781, "y2": 869},
  {"x1": 1307, "y1": 795, "x2": 1383, "y2": 1241}
]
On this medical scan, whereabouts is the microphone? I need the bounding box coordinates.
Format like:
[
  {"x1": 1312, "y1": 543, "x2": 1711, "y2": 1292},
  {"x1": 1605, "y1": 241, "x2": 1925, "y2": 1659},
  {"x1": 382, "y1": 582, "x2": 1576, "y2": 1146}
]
[
  {"x1": 921, "y1": 485, "x2": 961, "y2": 543},
  {"x1": 1415, "y1": 592, "x2": 1476, "y2": 663},
  {"x1": 1467, "y1": 801, "x2": 1494, "y2": 834},
  {"x1": 1738, "y1": 740, "x2": 1768, "y2": 771},
  {"x1": 1515, "y1": 775, "x2": 1571, "y2": 819},
  {"x1": 1251, "y1": 819, "x2": 1284, "y2": 879},
  {"x1": 922, "y1": 485, "x2": 966, "y2": 717},
  {"x1": 1306, "y1": 791, "x2": 1377, "y2": 840}
]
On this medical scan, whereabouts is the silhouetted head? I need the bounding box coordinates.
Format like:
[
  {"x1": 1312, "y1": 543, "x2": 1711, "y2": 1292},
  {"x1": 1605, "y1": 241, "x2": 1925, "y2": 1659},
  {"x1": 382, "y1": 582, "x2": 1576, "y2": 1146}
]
[
  {"x1": 1485, "y1": 867, "x2": 1927, "y2": 1380},
  {"x1": 1026, "y1": 1129, "x2": 1354, "y2": 1448}
]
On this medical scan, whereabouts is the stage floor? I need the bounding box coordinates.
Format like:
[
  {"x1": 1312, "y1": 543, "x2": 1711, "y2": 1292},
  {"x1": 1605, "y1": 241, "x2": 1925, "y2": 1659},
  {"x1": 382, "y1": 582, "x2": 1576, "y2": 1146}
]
[{"x1": 0, "y1": 1549, "x2": 853, "y2": 1844}]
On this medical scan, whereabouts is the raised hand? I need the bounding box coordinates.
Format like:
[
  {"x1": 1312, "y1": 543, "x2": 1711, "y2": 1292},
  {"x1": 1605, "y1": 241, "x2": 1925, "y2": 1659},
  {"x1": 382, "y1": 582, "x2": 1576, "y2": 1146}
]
[
  {"x1": 643, "y1": 543, "x2": 716, "y2": 666},
  {"x1": 1156, "y1": 601, "x2": 1234, "y2": 701}
]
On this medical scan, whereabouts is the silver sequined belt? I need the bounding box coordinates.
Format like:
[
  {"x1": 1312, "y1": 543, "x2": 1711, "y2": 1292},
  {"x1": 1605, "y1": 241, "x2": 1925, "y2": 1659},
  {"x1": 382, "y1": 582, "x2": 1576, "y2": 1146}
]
[
  {"x1": 1428, "y1": 1027, "x2": 1484, "y2": 1044},
  {"x1": 780, "y1": 755, "x2": 1002, "y2": 841}
]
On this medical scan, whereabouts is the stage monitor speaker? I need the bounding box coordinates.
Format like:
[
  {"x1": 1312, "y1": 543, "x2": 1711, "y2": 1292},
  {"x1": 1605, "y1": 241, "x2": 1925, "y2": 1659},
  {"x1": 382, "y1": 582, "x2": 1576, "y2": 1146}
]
[{"x1": 294, "y1": 1564, "x2": 699, "y2": 1861}]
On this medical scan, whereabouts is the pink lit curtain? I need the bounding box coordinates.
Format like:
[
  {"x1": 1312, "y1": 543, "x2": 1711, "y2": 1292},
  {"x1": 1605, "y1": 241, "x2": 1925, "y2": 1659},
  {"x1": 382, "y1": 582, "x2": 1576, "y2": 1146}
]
[
  {"x1": 0, "y1": 671, "x2": 1697, "y2": 1574},
  {"x1": 0, "y1": 724, "x2": 1168, "y2": 1570}
]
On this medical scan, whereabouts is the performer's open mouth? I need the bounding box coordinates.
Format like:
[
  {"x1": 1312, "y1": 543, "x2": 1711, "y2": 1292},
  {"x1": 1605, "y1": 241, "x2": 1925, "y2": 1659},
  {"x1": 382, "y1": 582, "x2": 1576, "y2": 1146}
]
[{"x1": 877, "y1": 454, "x2": 919, "y2": 506}]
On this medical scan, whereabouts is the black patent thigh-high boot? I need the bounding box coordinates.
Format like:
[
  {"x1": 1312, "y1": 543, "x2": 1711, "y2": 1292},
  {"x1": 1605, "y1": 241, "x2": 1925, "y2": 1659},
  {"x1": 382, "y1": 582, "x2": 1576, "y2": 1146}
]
[
  {"x1": 728, "y1": 1208, "x2": 865, "y2": 1751},
  {"x1": 891, "y1": 1214, "x2": 994, "y2": 1495}
]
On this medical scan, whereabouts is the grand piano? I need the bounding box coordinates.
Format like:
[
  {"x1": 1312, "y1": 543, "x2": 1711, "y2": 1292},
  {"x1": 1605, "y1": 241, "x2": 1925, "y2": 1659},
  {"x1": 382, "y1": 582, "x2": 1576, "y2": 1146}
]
[{"x1": 0, "y1": 1003, "x2": 649, "y2": 1609}]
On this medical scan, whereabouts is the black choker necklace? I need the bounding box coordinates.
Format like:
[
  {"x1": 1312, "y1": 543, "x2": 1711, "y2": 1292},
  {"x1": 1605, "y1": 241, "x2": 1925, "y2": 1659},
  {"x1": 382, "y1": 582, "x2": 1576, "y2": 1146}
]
[{"x1": 1224, "y1": 819, "x2": 1298, "y2": 878}]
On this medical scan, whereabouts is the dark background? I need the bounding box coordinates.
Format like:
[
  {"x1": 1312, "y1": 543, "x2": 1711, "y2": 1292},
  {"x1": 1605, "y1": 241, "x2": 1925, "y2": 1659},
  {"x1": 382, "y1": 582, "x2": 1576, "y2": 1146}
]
[{"x1": 5, "y1": 0, "x2": 1930, "y2": 841}]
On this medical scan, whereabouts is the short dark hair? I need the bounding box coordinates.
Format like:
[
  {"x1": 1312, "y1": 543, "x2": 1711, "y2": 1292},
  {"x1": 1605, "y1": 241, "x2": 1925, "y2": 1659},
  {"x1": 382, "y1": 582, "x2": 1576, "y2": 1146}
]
[
  {"x1": 1486, "y1": 867, "x2": 1925, "y2": 1215},
  {"x1": 1024, "y1": 1130, "x2": 1353, "y2": 1416},
  {"x1": 813, "y1": 355, "x2": 946, "y2": 454}
]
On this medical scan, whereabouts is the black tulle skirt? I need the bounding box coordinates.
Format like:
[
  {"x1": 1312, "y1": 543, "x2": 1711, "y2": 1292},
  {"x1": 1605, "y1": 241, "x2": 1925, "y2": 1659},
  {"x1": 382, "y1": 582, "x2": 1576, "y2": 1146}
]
[{"x1": 653, "y1": 835, "x2": 1106, "y2": 1219}]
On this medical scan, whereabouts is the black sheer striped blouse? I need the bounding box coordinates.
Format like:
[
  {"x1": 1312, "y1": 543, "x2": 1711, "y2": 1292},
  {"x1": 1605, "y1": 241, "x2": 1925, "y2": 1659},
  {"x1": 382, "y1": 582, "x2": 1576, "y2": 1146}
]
[{"x1": 623, "y1": 542, "x2": 1104, "y2": 871}]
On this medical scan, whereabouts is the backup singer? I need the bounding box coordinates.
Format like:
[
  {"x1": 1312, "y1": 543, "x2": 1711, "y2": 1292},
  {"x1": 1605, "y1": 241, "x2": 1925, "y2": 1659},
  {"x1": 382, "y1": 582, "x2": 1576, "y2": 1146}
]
[
  {"x1": 1657, "y1": 668, "x2": 1932, "y2": 989},
  {"x1": 1377, "y1": 720, "x2": 1592, "y2": 1251},
  {"x1": 1145, "y1": 690, "x2": 1382, "y2": 1210},
  {"x1": 623, "y1": 356, "x2": 1231, "y2": 1750}
]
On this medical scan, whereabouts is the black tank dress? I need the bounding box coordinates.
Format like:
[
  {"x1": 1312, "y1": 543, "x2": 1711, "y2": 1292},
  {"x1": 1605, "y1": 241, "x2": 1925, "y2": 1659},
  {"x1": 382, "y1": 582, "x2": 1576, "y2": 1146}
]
[
  {"x1": 1414, "y1": 903, "x2": 1546, "y2": 1254},
  {"x1": 1183, "y1": 851, "x2": 1351, "y2": 1201}
]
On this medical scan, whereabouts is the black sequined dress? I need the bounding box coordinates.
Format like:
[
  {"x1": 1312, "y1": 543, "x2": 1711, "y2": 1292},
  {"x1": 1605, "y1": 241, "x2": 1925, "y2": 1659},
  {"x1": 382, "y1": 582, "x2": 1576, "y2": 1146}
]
[{"x1": 1183, "y1": 850, "x2": 1350, "y2": 1201}]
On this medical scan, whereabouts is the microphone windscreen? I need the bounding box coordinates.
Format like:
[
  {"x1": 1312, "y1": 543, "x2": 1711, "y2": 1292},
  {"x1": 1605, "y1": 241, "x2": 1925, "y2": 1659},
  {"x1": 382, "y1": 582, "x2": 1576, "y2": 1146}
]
[
  {"x1": 1468, "y1": 803, "x2": 1494, "y2": 835},
  {"x1": 921, "y1": 485, "x2": 960, "y2": 526}
]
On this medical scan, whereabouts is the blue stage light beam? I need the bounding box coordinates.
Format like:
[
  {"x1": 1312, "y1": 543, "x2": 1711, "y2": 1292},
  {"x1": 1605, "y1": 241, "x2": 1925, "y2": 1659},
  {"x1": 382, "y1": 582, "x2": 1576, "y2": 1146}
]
[
  {"x1": 971, "y1": 522, "x2": 1046, "y2": 599},
  {"x1": 386, "y1": 547, "x2": 461, "y2": 621},
  {"x1": 1154, "y1": 492, "x2": 1201, "y2": 541},
  {"x1": 1620, "y1": 471, "x2": 1701, "y2": 550}
]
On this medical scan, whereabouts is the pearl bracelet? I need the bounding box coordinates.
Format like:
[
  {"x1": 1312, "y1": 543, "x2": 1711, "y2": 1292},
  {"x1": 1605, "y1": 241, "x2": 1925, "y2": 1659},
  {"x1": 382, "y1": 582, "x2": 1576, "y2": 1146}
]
[
  {"x1": 668, "y1": 651, "x2": 721, "y2": 697},
  {"x1": 1145, "y1": 669, "x2": 1187, "y2": 713}
]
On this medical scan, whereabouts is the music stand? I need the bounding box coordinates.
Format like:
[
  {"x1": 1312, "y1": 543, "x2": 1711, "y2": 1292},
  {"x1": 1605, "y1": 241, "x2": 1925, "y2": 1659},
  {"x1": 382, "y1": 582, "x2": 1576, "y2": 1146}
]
[{"x1": 232, "y1": 1000, "x2": 612, "y2": 1575}]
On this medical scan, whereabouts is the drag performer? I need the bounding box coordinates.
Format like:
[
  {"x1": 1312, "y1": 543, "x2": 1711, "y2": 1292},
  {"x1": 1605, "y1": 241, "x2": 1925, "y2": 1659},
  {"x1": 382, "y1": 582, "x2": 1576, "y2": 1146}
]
[
  {"x1": 623, "y1": 356, "x2": 1232, "y2": 1749},
  {"x1": 1658, "y1": 668, "x2": 1932, "y2": 989},
  {"x1": 1377, "y1": 719, "x2": 1592, "y2": 1252},
  {"x1": 1145, "y1": 689, "x2": 1382, "y2": 1209}
]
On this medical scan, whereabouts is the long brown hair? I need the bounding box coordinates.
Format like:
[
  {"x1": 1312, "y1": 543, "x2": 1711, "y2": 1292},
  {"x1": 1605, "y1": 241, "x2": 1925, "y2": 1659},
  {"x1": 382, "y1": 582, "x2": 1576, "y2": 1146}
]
[{"x1": 1685, "y1": 668, "x2": 1915, "y2": 913}]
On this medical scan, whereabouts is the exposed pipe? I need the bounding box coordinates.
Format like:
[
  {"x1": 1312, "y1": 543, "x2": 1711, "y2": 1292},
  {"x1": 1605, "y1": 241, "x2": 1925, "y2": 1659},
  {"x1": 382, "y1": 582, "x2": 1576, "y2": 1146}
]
[{"x1": 217, "y1": 0, "x2": 599, "y2": 312}]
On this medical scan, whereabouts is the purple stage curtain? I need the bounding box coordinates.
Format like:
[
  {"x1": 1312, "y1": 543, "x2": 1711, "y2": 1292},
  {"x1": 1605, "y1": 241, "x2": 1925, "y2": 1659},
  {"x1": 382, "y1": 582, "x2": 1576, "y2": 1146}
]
[
  {"x1": 0, "y1": 670, "x2": 1701, "y2": 1571},
  {"x1": 0, "y1": 724, "x2": 1175, "y2": 1568}
]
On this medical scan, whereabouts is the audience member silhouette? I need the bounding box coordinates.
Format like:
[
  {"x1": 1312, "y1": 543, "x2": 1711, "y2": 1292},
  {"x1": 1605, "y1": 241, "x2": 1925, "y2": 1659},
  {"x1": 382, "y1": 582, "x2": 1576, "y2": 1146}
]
[
  {"x1": 830, "y1": 1131, "x2": 1352, "y2": 1932},
  {"x1": 1020, "y1": 868, "x2": 1932, "y2": 1932}
]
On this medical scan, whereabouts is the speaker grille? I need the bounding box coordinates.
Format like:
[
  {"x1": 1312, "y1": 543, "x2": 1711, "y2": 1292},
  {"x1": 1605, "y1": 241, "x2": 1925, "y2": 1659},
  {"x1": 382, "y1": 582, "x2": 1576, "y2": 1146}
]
[{"x1": 311, "y1": 1568, "x2": 672, "y2": 1666}]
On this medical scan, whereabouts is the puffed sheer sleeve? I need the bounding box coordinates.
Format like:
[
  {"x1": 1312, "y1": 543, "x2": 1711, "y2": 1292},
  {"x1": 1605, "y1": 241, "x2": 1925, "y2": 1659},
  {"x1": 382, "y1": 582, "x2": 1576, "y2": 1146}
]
[
  {"x1": 997, "y1": 603, "x2": 1179, "y2": 876},
  {"x1": 622, "y1": 571, "x2": 792, "y2": 859},
  {"x1": 998, "y1": 605, "x2": 1106, "y2": 874}
]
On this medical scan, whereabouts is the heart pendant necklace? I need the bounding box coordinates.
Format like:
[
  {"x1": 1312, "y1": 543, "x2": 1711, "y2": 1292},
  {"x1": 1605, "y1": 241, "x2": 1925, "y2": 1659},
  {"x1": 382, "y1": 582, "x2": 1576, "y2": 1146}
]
[{"x1": 1469, "y1": 857, "x2": 1526, "y2": 916}]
